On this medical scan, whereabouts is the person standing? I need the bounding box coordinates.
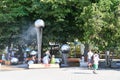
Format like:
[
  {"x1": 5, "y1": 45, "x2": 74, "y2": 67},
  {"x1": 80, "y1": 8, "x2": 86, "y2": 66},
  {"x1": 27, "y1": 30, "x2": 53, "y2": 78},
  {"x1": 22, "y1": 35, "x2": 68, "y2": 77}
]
[
  {"x1": 50, "y1": 55, "x2": 55, "y2": 64},
  {"x1": 93, "y1": 52, "x2": 100, "y2": 74},
  {"x1": 45, "y1": 50, "x2": 51, "y2": 58},
  {"x1": 42, "y1": 54, "x2": 50, "y2": 64},
  {"x1": 87, "y1": 50, "x2": 94, "y2": 69},
  {"x1": 2, "y1": 54, "x2": 6, "y2": 61}
]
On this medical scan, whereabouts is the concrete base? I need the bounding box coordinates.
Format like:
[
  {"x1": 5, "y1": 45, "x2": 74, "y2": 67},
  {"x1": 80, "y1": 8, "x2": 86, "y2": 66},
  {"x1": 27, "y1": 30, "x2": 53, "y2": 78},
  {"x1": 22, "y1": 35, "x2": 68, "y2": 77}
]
[
  {"x1": 28, "y1": 64, "x2": 60, "y2": 69},
  {"x1": 60, "y1": 64, "x2": 69, "y2": 67},
  {"x1": 80, "y1": 62, "x2": 88, "y2": 67}
]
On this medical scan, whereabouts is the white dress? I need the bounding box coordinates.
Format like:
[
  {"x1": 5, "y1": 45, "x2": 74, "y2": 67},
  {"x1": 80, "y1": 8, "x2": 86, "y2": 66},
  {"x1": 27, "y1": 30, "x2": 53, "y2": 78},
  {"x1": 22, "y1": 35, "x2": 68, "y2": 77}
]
[{"x1": 42, "y1": 55, "x2": 50, "y2": 64}]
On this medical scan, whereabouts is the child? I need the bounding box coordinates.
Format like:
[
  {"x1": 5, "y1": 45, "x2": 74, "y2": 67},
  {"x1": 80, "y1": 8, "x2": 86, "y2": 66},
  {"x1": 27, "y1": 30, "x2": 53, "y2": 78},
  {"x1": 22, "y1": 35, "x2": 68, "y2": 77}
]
[
  {"x1": 50, "y1": 55, "x2": 55, "y2": 64},
  {"x1": 93, "y1": 52, "x2": 100, "y2": 74}
]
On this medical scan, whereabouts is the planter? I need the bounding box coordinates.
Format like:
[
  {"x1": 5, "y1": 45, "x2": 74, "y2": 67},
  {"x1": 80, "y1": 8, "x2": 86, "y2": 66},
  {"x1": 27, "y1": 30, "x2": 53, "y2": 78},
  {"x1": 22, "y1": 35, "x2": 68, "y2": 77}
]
[{"x1": 5, "y1": 61, "x2": 11, "y2": 65}]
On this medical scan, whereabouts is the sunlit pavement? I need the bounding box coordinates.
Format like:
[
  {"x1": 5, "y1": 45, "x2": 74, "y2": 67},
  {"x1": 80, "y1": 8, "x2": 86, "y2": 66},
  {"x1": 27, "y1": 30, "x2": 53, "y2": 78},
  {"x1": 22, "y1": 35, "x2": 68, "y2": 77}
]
[
  {"x1": 0, "y1": 65, "x2": 120, "y2": 80},
  {"x1": 0, "y1": 64, "x2": 27, "y2": 71}
]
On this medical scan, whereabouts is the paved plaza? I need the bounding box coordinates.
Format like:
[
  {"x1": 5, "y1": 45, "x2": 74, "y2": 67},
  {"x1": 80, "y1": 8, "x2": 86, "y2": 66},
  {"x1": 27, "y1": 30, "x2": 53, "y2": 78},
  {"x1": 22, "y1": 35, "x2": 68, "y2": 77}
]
[{"x1": 0, "y1": 65, "x2": 120, "y2": 80}]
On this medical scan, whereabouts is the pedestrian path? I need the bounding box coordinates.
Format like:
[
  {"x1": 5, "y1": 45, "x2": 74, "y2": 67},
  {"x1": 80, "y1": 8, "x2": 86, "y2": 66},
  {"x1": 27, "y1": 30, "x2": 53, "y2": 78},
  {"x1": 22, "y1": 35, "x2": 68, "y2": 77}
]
[
  {"x1": 0, "y1": 66, "x2": 120, "y2": 80},
  {"x1": 0, "y1": 64, "x2": 27, "y2": 71}
]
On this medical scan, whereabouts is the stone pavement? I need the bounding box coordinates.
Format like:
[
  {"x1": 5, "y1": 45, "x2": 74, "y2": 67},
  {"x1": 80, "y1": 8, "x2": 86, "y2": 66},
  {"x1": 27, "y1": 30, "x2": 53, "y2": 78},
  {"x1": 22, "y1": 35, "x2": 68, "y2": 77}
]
[
  {"x1": 0, "y1": 64, "x2": 120, "y2": 80},
  {"x1": 0, "y1": 64, "x2": 27, "y2": 71}
]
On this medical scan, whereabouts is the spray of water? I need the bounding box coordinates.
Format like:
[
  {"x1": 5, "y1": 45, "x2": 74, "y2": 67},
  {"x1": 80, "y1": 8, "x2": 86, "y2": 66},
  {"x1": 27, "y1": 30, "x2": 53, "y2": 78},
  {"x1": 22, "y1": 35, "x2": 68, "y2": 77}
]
[
  {"x1": 20, "y1": 24, "x2": 37, "y2": 45},
  {"x1": 22, "y1": 26, "x2": 36, "y2": 39}
]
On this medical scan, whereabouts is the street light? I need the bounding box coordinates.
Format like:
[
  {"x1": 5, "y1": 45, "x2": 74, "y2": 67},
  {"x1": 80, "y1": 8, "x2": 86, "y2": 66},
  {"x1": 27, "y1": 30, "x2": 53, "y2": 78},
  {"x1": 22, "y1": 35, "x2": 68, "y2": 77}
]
[{"x1": 34, "y1": 19, "x2": 45, "y2": 63}]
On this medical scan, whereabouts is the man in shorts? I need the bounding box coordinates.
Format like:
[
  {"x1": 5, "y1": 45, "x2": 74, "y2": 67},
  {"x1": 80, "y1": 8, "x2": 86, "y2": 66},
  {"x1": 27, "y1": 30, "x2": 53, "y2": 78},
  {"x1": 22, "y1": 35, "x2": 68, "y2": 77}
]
[{"x1": 87, "y1": 50, "x2": 94, "y2": 69}]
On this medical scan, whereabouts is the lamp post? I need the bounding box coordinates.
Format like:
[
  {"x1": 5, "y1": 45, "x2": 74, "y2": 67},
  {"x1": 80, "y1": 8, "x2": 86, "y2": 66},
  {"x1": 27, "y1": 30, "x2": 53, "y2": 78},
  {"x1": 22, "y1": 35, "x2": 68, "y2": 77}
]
[{"x1": 34, "y1": 19, "x2": 45, "y2": 63}]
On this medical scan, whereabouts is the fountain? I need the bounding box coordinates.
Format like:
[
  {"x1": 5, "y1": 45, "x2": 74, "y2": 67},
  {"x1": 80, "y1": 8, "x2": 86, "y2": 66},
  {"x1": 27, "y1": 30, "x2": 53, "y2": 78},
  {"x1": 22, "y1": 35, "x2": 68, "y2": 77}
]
[{"x1": 60, "y1": 44, "x2": 70, "y2": 67}]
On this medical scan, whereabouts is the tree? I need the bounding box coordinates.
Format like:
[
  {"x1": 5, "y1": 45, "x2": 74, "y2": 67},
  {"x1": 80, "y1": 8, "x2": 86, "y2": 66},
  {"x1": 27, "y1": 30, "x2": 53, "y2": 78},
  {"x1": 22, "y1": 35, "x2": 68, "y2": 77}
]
[{"x1": 0, "y1": 0, "x2": 120, "y2": 53}]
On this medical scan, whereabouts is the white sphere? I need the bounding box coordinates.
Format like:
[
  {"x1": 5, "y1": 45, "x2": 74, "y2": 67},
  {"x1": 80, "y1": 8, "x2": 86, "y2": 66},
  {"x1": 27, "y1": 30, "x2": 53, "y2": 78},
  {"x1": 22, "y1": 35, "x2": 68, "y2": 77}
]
[
  {"x1": 11, "y1": 57, "x2": 19, "y2": 64},
  {"x1": 30, "y1": 50, "x2": 37, "y2": 55},
  {"x1": 34, "y1": 19, "x2": 45, "y2": 28},
  {"x1": 27, "y1": 60, "x2": 34, "y2": 64},
  {"x1": 61, "y1": 44, "x2": 70, "y2": 54}
]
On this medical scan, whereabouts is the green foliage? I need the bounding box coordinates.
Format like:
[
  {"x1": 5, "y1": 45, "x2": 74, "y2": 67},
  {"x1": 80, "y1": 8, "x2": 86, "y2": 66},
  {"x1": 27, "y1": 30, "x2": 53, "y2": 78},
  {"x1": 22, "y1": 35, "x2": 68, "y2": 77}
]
[
  {"x1": 79, "y1": 0, "x2": 120, "y2": 51},
  {"x1": 0, "y1": 0, "x2": 120, "y2": 53}
]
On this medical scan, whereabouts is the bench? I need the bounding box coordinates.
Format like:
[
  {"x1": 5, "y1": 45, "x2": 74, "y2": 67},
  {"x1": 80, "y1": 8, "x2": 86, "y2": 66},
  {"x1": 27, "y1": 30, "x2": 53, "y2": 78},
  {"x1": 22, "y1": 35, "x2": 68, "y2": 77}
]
[
  {"x1": 67, "y1": 58, "x2": 80, "y2": 63},
  {"x1": 67, "y1": 58, "x2": 80, "y2": 66}
]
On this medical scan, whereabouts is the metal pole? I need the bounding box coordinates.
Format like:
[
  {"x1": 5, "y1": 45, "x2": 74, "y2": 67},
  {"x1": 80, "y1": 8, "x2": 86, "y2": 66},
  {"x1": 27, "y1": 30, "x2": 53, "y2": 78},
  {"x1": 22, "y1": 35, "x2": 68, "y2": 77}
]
[{"x1": 37, "y1": 28, "x2": 43, "y2": 63}]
